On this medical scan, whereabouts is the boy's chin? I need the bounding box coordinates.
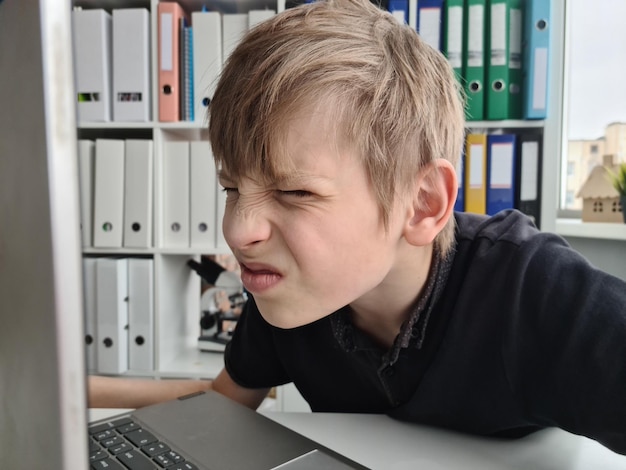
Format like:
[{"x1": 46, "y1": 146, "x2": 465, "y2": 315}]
[{"x1": 257, "y1": 302, "x2": 333, "y2": 330}]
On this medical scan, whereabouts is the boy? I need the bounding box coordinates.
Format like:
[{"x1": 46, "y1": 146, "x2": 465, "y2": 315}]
[{"x1": 90, "y1": 0, "x2": 626, "y2": 455}]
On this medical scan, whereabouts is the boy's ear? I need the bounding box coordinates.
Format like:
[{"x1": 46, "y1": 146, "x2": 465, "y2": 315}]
[{"x1": 403, "y1": 159, "x2": 457, "y2": 247}]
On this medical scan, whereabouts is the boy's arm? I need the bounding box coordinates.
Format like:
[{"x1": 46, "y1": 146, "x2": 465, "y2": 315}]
[
  {"x1": 88, "y1": 369, "x2": 269, "y2": 410},
  {"x1": 212, "y1": 368, "x2": 271, "y2": 410},
  {"x1": 88, "y1": 375, "x2": 213, "y2": 409}
]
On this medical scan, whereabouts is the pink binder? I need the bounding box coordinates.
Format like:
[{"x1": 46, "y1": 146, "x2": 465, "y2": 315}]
[{"x1": 157, "y1": 2, "x2": 186, "y2": 121}]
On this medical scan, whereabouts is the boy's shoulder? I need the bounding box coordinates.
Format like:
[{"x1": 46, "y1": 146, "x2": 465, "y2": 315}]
[{"x1": 454, "y1": 209, "x2": 543, "y2": 248}]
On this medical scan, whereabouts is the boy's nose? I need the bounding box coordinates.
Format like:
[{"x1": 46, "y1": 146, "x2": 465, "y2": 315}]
[{"x1": 222, "y1": 199, "x2": 271, "y2": 250}]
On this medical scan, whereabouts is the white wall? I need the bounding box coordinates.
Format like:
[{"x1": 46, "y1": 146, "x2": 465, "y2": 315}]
[{"x1": 565, "y1": 237, "x2": 626, "y2": 281}]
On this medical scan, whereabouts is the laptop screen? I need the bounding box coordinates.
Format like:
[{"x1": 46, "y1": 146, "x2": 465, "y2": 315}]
[{"x1": 0, "y1": 1, "x2": 89, "y2": 468}]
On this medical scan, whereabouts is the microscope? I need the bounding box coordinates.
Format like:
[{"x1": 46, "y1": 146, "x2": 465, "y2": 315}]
[{"x1": 187, "y1": 257, "x2": 247, "y2": 352}]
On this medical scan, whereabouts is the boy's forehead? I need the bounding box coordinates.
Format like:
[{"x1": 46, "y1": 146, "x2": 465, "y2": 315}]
[
  {"x1": 217, "y1": 98, "x2": 357, "y2": 183},
  {"x1": 286, "y1": 104, "x2": 351, "y2": 154}
]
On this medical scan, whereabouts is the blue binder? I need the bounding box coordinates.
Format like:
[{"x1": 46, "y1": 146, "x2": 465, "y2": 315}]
[
  {"x1": 183, "y1": 22, "x2": 194, "y2": 122},
  {"x1": 416, "y1": 0, "x2": 444, "y2": 51},
  {"x1": 522, "y1": 0, "x2": 551, "y2": 119},
  {"x1": 388, "y1": 0, "x2": 409, "y2": 24},
  {"x1": 454, "y1": 150, "x2": 465, "y2": 212},
  {"x1": 486, "y1": 133, "x2": 517, "y2": 215}
]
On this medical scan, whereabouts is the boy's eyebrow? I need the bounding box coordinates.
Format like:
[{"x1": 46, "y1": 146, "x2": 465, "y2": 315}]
[
  {"x1": 217, "y1": 170, "x2": 324, "y2": 186},
  {"x1": 272, "y1": 172, "x2": 313, "y2": 185}
]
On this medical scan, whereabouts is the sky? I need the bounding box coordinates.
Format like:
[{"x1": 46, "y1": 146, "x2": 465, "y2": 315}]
[{"x1": 567, "y1": 0, "x2": 626, "y2": 140}]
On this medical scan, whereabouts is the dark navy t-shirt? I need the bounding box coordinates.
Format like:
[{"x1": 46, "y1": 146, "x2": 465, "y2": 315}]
[{"x1": 225, "y1": 210, "x2": 626, "y2": 454}]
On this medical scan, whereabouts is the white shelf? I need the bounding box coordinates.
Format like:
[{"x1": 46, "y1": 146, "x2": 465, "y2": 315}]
[
  {"x1": 465, "y1": 120, "x2": 545, "y2": 129},
  {"x1": 555, "y1": 218, "x2": 626, "y2": 241},
  {"x1": 157, "y1": 246, "x2": 232, "y2": 255},
  {"x1": 78, "y1": 121, "x2": 154, "y2": 129},
  {"x1": 83, "y1": 247, "x2": 156, "y2": 255},
  {"x1": 78, "y1": 121, "x2": 208, "y2": 129}
]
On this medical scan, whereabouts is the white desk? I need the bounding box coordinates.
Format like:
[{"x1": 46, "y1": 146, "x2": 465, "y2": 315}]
[
  {"x1": 263, "y1": 412, "x2": 626, "y2": 470},
  {"x1": 90, "y1": 409, "x2": 626, "y2": 469}
]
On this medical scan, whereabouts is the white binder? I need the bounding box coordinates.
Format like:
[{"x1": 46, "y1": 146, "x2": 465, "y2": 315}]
[
  {"x1": 72, "y1": 8, "x2": 112, "y2": 122},
  {"x1": 190, "y1": 141, "x2": 217, "y2": 249},
  {"x1": 82, "y1": 257, "x2": 98, "y2": 373},
  {"x1": 191, "y1": 10, "x2": 222, "y2": 124},
  {"x1": 128, "y1": 258, "x2": 154, "y2": 372},
  {"x1": 112, "y1": 8, "x2": 151, "y2": 122},
  {"x1": 123, "y1": 139, "x2": 153, "y2": 248},
  {"x1": 162, "y1": 141, "x2": 190, "y2": 248},
  {"x1": 93, "y1": 139, "x2": 125, "y2": 248},
  {"x1": 96, "y1": 257, "x2": 129, "y2": 374},
  {"x1": 77, "y1": 139, "x2": 95, "y2": 247},
  {"x1": 222, "y1": 13, "x2": 248, "y2": 65},
  {"x1": 248, "y1": 9, "x2": 275, "y2": 28}
]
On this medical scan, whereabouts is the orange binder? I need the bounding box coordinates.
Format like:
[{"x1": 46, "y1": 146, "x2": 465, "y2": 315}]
[
  {"x1": 157, "y1": 2, "x2": 187, "y2": 122},
  {"x1": 464, "y1": 133, "x2": 487, "y2": 214}
]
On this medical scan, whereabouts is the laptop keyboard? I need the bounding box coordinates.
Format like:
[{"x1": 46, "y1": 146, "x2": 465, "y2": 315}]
[{"x1": 88, "y1": 416, "x2": 198, "y2": 470}]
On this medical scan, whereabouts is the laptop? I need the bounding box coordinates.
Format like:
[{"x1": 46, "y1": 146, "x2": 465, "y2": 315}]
[
  {"x1": 0, "y1": 3, "x2": 367, "y2": 469},
  {"x1": 89, "y1": 391, "x2": 368, "y2": 470}
]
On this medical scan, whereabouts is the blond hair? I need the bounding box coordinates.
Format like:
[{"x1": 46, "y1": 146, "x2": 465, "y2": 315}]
[{"x1": 208, "y1": 0, "x2": 465, "y2": 255}]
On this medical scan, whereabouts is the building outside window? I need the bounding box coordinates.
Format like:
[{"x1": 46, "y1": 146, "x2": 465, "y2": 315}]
[{"x1": 563, "y1": 0, "x2": 626, "y2": 212}]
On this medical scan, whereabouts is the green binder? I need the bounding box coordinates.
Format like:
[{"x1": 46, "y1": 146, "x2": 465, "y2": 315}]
[
  {"x1": 486, "y1": 0, "x2": 523, "y2": 120},
  {"x1": 444, "y1": 0, "x2": 465, "y2": 84},
  {"x1": 462, "y1": 0, "x2": 487, "y2": 121}
]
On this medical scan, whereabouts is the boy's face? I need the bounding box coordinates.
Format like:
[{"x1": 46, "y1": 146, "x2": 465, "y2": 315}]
[{"x1": 219, "y1": 113, "x2": 410, "y2": 329}]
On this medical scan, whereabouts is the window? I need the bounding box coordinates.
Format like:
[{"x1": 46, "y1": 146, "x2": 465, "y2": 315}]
[
  {"x1": 612, "y1": 200, "x2": 621, "y2": 213},
  {"x1": 562, "y1": 0, "x2": 626, "y2": 213},
  {"x1": 593, "y1": 201, "x2": 604, "y2": 213}
]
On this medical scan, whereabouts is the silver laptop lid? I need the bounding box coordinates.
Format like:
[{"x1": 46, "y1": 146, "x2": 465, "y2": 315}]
[{"x1": 0, "y1": 0, "x2": 89, "y2": 468}]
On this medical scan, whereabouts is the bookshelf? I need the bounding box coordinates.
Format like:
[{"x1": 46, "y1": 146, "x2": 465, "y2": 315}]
[
  {"x1": 73, "y1": 0, "x2": 284, "y2": 384},
  {"x1": 73, "y1": 0, "x2": 564, "y2": 393}
]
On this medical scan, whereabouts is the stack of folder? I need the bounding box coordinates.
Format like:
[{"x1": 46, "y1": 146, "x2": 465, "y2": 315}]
[
  {"x1": 161, "y1": 140, "x2": 221, "y2": 250},
  {"x1": 73, "y1": 4, "x2": 280, "y2": 124},
  {"x1": 157, "y1": 3, "x2": 276, "y2": 123},
  {"x1": 386, "y1": 0, "x2": 445, "y2": 49},
  {"x1": 78, "y1": 139, "x2": 154, "y2": 250},
  {"x1": 78, "y1": 138, "x2": 223, "y2": 251},
  {"x1": 437, "y1": 0, "x2": 552, "y2": 121},
  {"x1": 83, "y1": 257, "x2": 154, "y2": 374},
  {"x1": 73, "y1": 2, "x2": 550, "y2": 124},
  {"x1": 73, "y1": 8, "x2": 151, "y2": 123},
  {"x1": 457, "y1": 130, "x2": 542, "y2": 227}
]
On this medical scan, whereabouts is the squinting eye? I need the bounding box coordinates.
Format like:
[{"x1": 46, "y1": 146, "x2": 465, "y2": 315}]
[
  {"x1": 221, "y1": 187, "x2": 239, "y2": 199},
  {"x1": 278, "y1": 190, "x2": 312, "y2": 198}
]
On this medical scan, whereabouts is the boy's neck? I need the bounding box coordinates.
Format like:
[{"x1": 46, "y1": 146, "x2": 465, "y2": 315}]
[{"x1": 348, "y1": 244, "x2": 434, "y2": 349}]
